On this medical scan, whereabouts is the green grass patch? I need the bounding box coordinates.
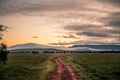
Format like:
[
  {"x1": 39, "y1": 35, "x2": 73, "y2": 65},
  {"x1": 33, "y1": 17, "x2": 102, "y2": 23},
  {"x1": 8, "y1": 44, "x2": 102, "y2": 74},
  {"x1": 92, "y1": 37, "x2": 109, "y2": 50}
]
[
  {"x1": 0, "y1": 54, "x2": 55, "y2": 80},
  {"x1": 62, "y1": 53, "x2": 120, "y2": 80}
]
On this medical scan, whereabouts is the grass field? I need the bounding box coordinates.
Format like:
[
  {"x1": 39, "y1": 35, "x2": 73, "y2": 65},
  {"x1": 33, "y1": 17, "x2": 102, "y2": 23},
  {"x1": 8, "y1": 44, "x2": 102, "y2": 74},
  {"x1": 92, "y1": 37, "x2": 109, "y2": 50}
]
[
  {"x1": 62, "y1": 53, "x2": 120, "y2": 80},
  {"x1": 0, "y1": 54, "x2": 55, "y2": 80},
  {"x1": 0, "y1": 53, "x2": 120, "y2": 80}
]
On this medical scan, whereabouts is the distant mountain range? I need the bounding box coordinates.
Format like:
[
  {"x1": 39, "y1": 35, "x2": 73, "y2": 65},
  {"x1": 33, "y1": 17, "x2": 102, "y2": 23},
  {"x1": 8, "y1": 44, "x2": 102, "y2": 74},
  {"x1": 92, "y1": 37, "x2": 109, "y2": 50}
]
[
  {"x1": 70, "y1": 45, "x2": 120, "y2": 51},
  {"x1": 8, "y1": 43, "x2": 61, "y2": 52},
  {"x1": 8, "y1": 43, "x2": 120, "y2": 52},
  {"x1": 8, "y1": 43, "x2": 52, "y2": 50}
]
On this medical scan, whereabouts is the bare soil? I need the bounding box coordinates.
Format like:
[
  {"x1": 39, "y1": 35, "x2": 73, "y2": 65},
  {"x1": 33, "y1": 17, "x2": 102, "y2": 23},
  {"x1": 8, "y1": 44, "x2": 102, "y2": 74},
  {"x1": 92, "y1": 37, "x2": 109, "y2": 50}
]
[{"x1": 48, "y1": 57, "x2": 83, "y2": 80}]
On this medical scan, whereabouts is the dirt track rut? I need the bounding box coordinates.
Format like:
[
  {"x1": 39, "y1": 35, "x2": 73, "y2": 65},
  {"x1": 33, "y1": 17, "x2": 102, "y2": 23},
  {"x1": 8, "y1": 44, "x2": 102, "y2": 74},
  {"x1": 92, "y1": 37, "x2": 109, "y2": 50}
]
[{"x1": 48, "y1": 57, "x2": 83, "y2": 80}]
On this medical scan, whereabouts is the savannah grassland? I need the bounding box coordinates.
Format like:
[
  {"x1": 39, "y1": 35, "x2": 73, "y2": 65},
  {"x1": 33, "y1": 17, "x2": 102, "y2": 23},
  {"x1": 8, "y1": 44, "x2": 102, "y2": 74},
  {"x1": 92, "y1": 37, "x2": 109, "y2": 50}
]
[
  {"x1": 62, "y1": 53, "x2": 120, "y2": 80},
  {"x1": 0, "y1": 54, "x2": 56, "y2": 80},
  {"x1": 0, "y1": 53, "x2": 120, "y2": 80}
]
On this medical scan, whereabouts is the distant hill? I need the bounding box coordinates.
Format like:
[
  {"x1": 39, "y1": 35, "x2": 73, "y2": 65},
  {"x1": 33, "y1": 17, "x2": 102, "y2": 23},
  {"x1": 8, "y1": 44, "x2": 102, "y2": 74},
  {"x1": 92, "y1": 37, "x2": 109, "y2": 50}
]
[
  {"x1": 8, "y1": 43, "x2": 61, "y2": 52},
  {"x1": 7, "y1": 43, "x2": 67, "y2": 52},
  {"x1": 70, "y1": 45, "x2": 120, "y2": 51},
  {"x1": 8, "y1": 43, "x2": 120, "y2": 52},
  {"x1": 8, "y1": 43, "x2": 52, "y2": 50}
]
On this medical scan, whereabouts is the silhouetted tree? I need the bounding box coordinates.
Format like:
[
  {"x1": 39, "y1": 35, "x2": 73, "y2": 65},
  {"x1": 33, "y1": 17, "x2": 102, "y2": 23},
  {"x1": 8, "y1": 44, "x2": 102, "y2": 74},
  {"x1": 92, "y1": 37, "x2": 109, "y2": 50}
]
[
  {"x1": 0, "y1": 24, "x2": 8, "y2": 64},
  {"x1": 0, "y1": 44, "x2": 8, "y2": 64}
]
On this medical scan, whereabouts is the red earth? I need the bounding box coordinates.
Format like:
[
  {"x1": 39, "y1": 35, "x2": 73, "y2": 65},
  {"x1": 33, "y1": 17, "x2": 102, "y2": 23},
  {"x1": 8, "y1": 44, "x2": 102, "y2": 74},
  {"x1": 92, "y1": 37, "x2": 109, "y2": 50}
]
[{"x1": 48, "y1": 57, "x2": 83, "y2": 80}]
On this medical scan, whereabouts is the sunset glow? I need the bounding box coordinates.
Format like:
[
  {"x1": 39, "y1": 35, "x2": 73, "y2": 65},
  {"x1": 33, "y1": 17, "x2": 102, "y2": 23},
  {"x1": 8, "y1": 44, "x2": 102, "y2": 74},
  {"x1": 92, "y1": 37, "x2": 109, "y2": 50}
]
[{"x1": 0, "y1": 0, "x2": 120, "y2": 46}]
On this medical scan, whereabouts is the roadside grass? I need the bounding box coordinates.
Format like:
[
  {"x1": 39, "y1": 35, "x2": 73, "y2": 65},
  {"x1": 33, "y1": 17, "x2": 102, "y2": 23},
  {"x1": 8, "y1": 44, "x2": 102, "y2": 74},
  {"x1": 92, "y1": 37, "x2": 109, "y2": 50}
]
[
  {"x1": 1, "y1": 53, "x2": 119, "y2": 80},
  {"x1": 62, "y1": 53, "x2": 120, "y2": 80},
  {"x1": 0, "y1": 54, "x2": 55, "y2": 80}
]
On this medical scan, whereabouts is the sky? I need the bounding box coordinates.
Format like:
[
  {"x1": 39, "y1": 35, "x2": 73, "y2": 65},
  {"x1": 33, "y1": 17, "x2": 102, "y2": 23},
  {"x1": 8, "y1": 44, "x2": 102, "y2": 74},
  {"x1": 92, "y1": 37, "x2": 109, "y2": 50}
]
[{"x1": 0, "y1": 0, "x2": 120, "y2": 47}]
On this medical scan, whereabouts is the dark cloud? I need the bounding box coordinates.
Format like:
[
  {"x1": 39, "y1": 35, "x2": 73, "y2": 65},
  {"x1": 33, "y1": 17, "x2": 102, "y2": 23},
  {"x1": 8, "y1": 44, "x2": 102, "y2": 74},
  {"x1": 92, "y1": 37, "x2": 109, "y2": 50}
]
[
  {"x1": 77, "y1": 32, "x2": 109, "y2": 37},
  {"x1": 50, "y1": 39, "x2": 120, "y2": 45},
  {"x1": 62, "y1": 34, "x2": 77, "y2": 38},
  {"x1": 49, "y1": 42, "x2": 71, "y2": 45},
  {"x1": 107, "y1": 29, "x2": 120, "y2": 35},
  {"x1": 107, "y1": 12, "x2": 120, "y2": 27},
  {"x1": 71, "y1": 40, "x2": 120, "y2": 45},
  {"x1": 32, "y1": 36, "x2": 38, "y2": 38},
  {"x1": 63, "y1": 24, "x2": 120, "y2": 40},
  {"x1": 0, "y1": 0, "x2": 119, "y2": 16},
  {"x1": 71, "y1": 40, "x2": 107, "y2": 45},
  {"x1": 100, "y1": 0, "x2": 120, "y2": 7},
  {"x1": 100, "y1": 12, "x2": 120, "y2": 28},
  {"x1": 111, "y1": 12, "x2": 120, "y2": 16},
  {"x1": 0, "y1": 0, "x2": 81, "y2": 15},
  {"x1": 109, "y1": 19, "x2": 120, "y2": 27},
  {"x1": 64, "y1": 25, "x2": 100, "y2": 31}
]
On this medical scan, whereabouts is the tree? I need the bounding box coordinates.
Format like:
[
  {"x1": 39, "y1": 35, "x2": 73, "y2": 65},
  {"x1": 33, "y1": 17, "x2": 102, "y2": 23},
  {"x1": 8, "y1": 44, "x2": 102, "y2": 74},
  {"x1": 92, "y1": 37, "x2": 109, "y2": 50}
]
[
  {"x1": 0, "y1": 44, "x2": 8, "y2": 64},
  {"x1": 0, "y1": 24, "x2": 8, "y2": 64},
  {"x1": 0, "y1": 24, "x2": 8, "y2": 40}
]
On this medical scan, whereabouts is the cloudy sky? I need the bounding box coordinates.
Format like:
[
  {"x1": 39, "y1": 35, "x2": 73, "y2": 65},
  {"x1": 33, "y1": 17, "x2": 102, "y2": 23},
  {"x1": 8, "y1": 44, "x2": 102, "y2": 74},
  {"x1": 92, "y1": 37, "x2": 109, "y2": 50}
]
[{"x1": 0, "y1": 0, "x2": 120, "y2": 47}]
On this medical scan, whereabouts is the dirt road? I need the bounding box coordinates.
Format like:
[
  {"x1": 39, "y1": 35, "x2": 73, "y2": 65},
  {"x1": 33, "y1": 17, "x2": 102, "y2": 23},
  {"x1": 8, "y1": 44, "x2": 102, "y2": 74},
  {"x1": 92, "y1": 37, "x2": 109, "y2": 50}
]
[{"x1": 48, "y1": 57, "x2": 83, "y2": 80}]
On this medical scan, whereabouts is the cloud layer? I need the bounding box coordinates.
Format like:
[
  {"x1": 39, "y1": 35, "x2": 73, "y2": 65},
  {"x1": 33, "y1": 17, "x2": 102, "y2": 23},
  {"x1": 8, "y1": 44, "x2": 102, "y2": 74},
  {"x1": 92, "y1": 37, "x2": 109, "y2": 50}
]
[
  {"x1": 0, "y1": 0, "x2": 120, "y2": 46},
  {"x1": 0, "y1": 0, "x2": 120, "y2": 15}
]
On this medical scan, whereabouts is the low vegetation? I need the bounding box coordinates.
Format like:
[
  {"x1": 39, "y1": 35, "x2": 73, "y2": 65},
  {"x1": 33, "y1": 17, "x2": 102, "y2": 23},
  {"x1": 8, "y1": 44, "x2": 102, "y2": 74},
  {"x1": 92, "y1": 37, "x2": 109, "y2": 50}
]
[
  {"x1": 62, "y1": 53, "x2": 120, "y2": 80},
  {"x1": 0, "y1": 53, "x2": 120, "y2": 80},
  {"x1": 0, "y1": 54, "x2": 55, "y2": 80}
]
